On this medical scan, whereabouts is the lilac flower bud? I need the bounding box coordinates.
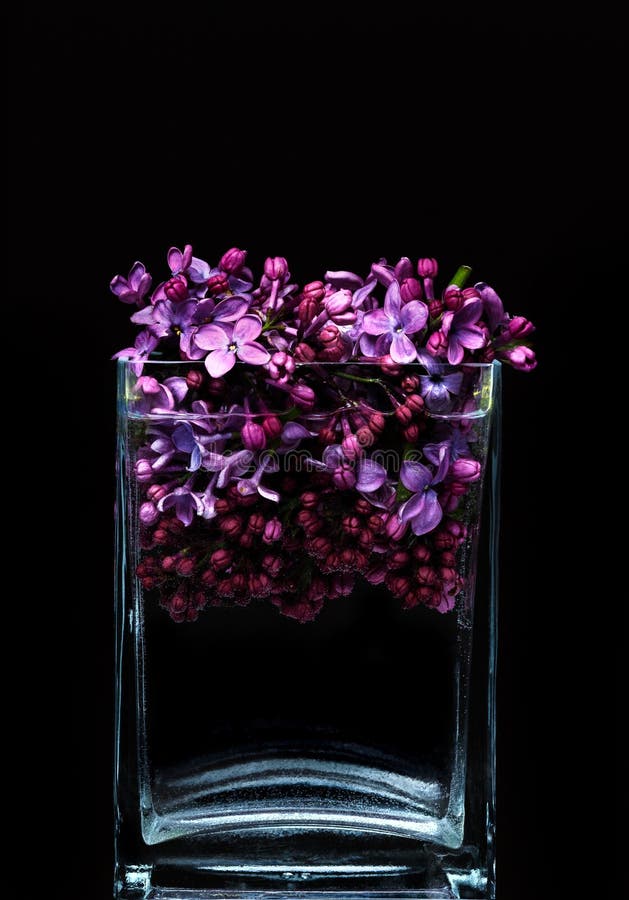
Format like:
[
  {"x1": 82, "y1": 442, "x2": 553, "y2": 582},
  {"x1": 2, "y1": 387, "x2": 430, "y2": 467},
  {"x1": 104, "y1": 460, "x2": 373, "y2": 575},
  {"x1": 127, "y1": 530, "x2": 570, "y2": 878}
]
[
  {"x1": 443, "y1": 285, "x2": 464, "y2": 311},
  {"x1": 333, "y1": 463, "x2": 356, "y2": 490},
  {"x1": 164, "y1": 274, "x2": 188, "y2": 303},
  {"x1": 417, "y1": 257, "x2": 438, "y2": 278},
  {"x1": 219, "y1": 246, "x2": 247, "y2": 274},
  {"x1": 325, "y1": 289, "x2": 352, "y2": 317},
  {"x1": 263, "y1": 517, "x2": 283, "y2": 544},
  {"x1": 219, "y1": 514, "x2": 243, "y2": 538},
  {"x1": 427, "y1": 330, "x2": 447, "y2": 357},
  {"x1": 450, "y1": 458, "x2": 481, "y2": 482},
  {"x1": 176, "y1": 557, "x2": 196, "y2": 577},
  {"x1": 385, "y1": 513, "x2": 408, "y2": 541},
  {"x1": 264, "y1": 256, "x2": 288, "y2": 281},
  {"x1": 504, "y1": 316, "x2": 535, "y2": 340},
  {"x1": 502, "y1": 345, "x2": 537, "y2": 372},
  {"x1": 400, "y1": 277, "x2": 423, "y2": 303},
  {"x1": 388, "y1": 549, "x2": 411, "y2": 570},
  {"x1": 262, "y1": 554, "x2": 283, "y2": 576},
  {"x1": 239, "y1": 532, "x2": 254, "y2": 549},
  {"x1": 186, "y1": 369, "x2": 204, "y2": 390},
  {"x1": 206, "y1": 272, "x2": 230, "y2": 295},
  {"x1": 242, "y1": 420, "x2": 267, "y2": 451},
  {"x1": 378, "y1": 355, "x2": 401, "y2": 375},
  {"x1": 429, "y1": 298, "x2": 444, "y2": 317},
  {"x1": 147, "y1": 483, "x2": 168, "y2": 502},
  {"x1": 139, "y1": 501, "x2": 160, "y2": 525},
  {"x1": 302, "y1": 280, "x2": 325, "y2": 302},
  {"x1": 300, "y1": 491, "x2": 319, "y2": 508},
  {"x1": 290, "y1": 383, "x2": 315, "y2": 409},
  {"x1": 268, "y1": 351, "x2": 296, "y2": 383},
  {"x1": 294, "y1": 341, "x2": 316, "y2": 362},
  {"x1": 211, "y1": 548, "x2": 233, "y2": 571},
  {"x1": 462, "y1": 287, "x2": 481, "y2": 301},
  {"x1": 262, "y1": 415, "x2": 283, "y2": 440},
  {"x1": 342, "y1": 433, "x2": 363, "y2": 460},
  {"x1": 247, "y1": 512, "x2": 266, "y2": 533},
  {"x1": 135, "y1": 459, "x2": 154, "y2": 482},
  {"x1": 319, "y1": 324, "x2": 340, "y2": 346},
  {"x1": 298, "y1": 297, "x2": 318, "y2": 325}
]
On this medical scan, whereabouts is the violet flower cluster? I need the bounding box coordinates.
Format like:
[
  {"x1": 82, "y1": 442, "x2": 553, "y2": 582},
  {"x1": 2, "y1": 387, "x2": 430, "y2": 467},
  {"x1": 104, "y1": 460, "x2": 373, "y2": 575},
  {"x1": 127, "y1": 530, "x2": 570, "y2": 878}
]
[{"x1": 113, "y1": 246, "x2": 535, "y2": 623}]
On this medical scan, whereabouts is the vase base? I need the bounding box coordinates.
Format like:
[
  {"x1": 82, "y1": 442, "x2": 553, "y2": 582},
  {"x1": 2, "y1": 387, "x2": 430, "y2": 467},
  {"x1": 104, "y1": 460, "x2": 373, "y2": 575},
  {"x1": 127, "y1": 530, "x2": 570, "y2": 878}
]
[{"x1": 141, "y1": 750, "x2": 463, "y2": 848}]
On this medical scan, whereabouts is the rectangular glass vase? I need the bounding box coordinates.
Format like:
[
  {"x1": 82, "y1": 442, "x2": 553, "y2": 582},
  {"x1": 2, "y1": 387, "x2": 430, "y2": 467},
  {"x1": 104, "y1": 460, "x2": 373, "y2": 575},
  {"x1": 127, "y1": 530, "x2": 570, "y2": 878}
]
[{"x1": 114, "y1": 360, "x2": 500, "y2": 899}]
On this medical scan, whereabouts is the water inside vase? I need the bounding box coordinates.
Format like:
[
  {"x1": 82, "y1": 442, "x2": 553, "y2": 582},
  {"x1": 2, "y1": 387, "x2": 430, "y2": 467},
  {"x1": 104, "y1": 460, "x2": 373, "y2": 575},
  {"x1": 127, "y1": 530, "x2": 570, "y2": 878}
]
[{"x1": 135, "y1": 580, "x2": 472, "y2": 852}]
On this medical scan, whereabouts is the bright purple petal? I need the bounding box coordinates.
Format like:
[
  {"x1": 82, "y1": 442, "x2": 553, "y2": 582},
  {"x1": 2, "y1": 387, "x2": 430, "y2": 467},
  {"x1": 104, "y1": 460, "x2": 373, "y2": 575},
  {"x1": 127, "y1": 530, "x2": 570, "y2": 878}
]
[
  {"x1": 400, "y1": 300, "x2": 428, "y2": 333},
  {"x1": 188, "y1": 256, "x2": 211, "y2": 283},
  {"x1": 233, "y1": 315, "x2": 262, "y2": 342},
  {"x1": 362, "y1": 309, "x2": 391, "y2": 335},
  {"x1": 172, "y1": 423, "x2": 196, "y2": 453},
  {"x1": 322, "y1": 444, "x2": 345, "y2": 469},
  {"x1": 383, "y1": 280, "x2": 402, "y2": 318},
  {"x1": 409, "y1": 489, "x2": 443, "y2": 536},
  {"x1": 258, "y1": 484, "x2": 281, "y2": 502},
  {"x1": 453, "y1": 299, "x2": 483, "y2": 328},
  {"x1": 110, "y1": 275, "x2": 127, "y2": 297},
  {"x1": 237, "y1": 341, "x2": 270, "y2": 365},
  {"x1": 400, "y1": 460, "x2": 432, "y2": 493},
  {"x1": 398, "y1": 491, "x2": 426, "y2": 523},
  {"x1": 356, "y1": 458, "x2": 387, "y2": 492},
  {"x1": 390, "y1": 332, "x2": 417, "y2": 364},
  {"x1": 167, "y1": 247, "x2": 183, "y2": 273},
  {"x1": 128, "y1": 262, "x2": 146, "y2": 291},
  {"x1": 213, "y1": 297, "x2": 249, "y2": 322},
  {"x1": 447, "y1": 337, "x2": 465, "y2": 365},
  {"x1": 456, "y1": 325, "x2": 486, "y2": 350},
  {"x1": 205, "y1": 348, "x2": 236, "y2": 377},
  {"x1": 194, "y1": 324, "x2": 231, "y2": 351}
]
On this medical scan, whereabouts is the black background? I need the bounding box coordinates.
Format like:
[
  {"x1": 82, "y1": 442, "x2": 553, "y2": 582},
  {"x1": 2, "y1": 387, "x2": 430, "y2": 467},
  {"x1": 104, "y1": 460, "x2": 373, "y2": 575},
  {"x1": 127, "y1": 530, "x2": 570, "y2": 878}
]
[{"x1": 10, "y1": 7, "x2": 620, "y2": 899}]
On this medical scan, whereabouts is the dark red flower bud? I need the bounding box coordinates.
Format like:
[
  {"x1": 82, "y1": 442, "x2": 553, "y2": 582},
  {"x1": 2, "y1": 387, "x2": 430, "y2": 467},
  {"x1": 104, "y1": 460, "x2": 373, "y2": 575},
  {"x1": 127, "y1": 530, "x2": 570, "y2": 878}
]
[
  {"x1": 342, "y1": 515, "x2": 361, "y2": 536},
  {"x1": 395, "y1": 404, "x2": 413, "y2": 425},
  {"x1": 176, "y1": 556, "x2": 196, "y2": 577},
  {"x1": 242, "y1": 420, "x2": 267, "y2": 451},
  {"x1": 356, "y1": 425, "x2": 375, "y2": 447},
  {"x1": 206, "y1": 377, "x2": 227, "y2": 396},
  {"x1": 429, "y1": 298, "x2": 444, "y2": 317},
  {"x1": 406, "y1": 394, "x2": 424, "y2": 414},
  {"x1": 261, "y1": 414, "x2": 282, "y2": 440},
  {"x1": 298, "y1": 297, "x2": 319, "y2": 325},
  {"x1": 300, "y1": 491, "x2": 319, "y2": 509},
  {"x1": 191, "y1": 591, "x2": 208, "y2": 611},
  {"x1": 319, "y1": 324, "x2": 340, "y2": 346},
  {"x1": 239, "y1": 532, "x2": 254, "y2": 548},
  {"x1": 412, "y1": 544, "x2": 432, "y2": 562},
  {"x1": 386, "y1": 574, "x2": 411, "y2": 598},
  {"x1": 211, "y1": 548, "x2": 233, "y2": 571},
  {"x1": 294, "y1": 341, "x2": 316, "y2": 362},
  {"x1": 206, "y1": 272, "x2": 230, "y2": 295},
  {"x1": 434, "y1": 530, "x2": 455, "y2": 550},
  {"x1": 302, "y1": 280, "x2": 325, "y2": 301},
  {"x1": 219, "y1": 514, "x2": 242, "y2": 537},
  {"x1": 368, "y1": 514, "x2": 384, "y2": 533},
  {"x1": 310, "y1": 536, "x2": 332, "y2": 558},
  {"x1": 152, "y1": 528, "x2": 169, "y2": 545},
  {"x1": 147, "y1": 483, "x2": 167, "y2": 502},
  {"x1": 401, "y1": 374, "x2": 420, "y2": 393},
  {"x1": 400, "y1": 277, "x2": 423, "y2": 303},
  {"x1": 368, "y1": 413, "x2": 386, "y2": 435},
  {"x1": 443, "y1": 285, "x2": 463, "y2": 311},
  {"x1": 354, "y1": 498, "x2": 372, "y2": 516},
  {"x1": 439, "y1": 566, "x2": 457, "y2": 582},
  {"x1": 403, "y1": 423, "x2": 420, "y2": 442},
  {"x1": 417, "y1": 565, "x2": 437, "y2": 584},
  {"x1": 262, "y1": 554, "x2": 283, "y2": 576},
  {"x1": 440, "y1": 551, "x2": 457, "y2": 567},
  {"x1": 318, "y1": 426, "x2": 337, "y2": 445},
  {"x1": 388, "y1": 549, "x2": 411, "y2": 570},
  {"x1": 164, "y1": 274, "x2": 188, "y2": 303},
  {"x1": 462, "y1": 286, "x2": 481, "y2": 301},
  {"x1": 185, "y1": 369, "x2": 204, "y2": 390},
  {"x1": 201, "y1": 568, "x2": 217, "y2": 587},
  {"x1": 379, "y1": 355, "x2": 401, "y2": 375}
]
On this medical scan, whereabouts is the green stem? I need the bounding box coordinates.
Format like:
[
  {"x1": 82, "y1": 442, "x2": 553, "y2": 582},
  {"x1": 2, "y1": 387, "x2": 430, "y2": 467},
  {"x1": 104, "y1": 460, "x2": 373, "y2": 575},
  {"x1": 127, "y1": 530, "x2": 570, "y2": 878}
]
[{"x1": 448, "y1": 265, "x2": 472, "y2": 289}]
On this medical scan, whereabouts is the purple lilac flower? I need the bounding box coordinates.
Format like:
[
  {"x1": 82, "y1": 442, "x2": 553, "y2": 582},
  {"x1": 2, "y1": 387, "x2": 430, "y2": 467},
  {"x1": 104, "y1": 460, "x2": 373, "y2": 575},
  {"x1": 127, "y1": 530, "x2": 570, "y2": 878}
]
[
  {"x1": 157, "y1": 483, "x2": 204, "y2": 526},
  {"x1": 171, "y1": 422, "x2": 208, "y2": 472},
  {"x1": 110, "y1": 261, "x2": 152, "y2": 306},
  {"x1": 131, "y1": 299, "x2": 197, "y2": 350},
  {"x1": 194, "y1": 316, "x2": 271, "y2": 377},
  {"x1": 475, "y1": 282, "x2": 506, "y2": 334},
  {"x1": 419, "y1": 370, "x2": 464, "y2": 413},
  {"x1": 234, "y1": 457, "x2": 280, "y2": 502},
  {"x1": 398, "y1": 446, "x2": 450, "y2": 536},
  {"x1": 183, "y1": 296, "x2": 250, "y2": 359},
  {"x1": 360, "y1": 280, "x2": 428, "y2": 363},
  {"x1": 112, "y1": 330, "x2": 158, "y2": 375},
  {"x1": 355, "y1": 457, "x2": 396, "y2": 509},
  {"x1": 441, "y1": 300, "x2": 486, "y2": 365},
  {"x1": 167, "y1": 245, "x2": 212, "y2": 284}
]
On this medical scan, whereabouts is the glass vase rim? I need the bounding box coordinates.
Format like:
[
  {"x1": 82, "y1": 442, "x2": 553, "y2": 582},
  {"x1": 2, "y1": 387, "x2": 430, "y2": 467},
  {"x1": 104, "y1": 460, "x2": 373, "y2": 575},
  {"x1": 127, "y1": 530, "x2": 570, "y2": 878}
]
[{"x1": 116, "y1": 357, "x2": 501, "y2": 370}]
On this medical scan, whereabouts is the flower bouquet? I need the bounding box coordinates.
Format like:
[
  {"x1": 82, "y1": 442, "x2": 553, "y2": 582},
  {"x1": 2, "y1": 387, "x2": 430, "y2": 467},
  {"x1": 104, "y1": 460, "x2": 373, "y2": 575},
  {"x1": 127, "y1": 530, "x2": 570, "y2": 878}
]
[{"x1": 113, "y1": 244, "x2": 535, "y2": 899}]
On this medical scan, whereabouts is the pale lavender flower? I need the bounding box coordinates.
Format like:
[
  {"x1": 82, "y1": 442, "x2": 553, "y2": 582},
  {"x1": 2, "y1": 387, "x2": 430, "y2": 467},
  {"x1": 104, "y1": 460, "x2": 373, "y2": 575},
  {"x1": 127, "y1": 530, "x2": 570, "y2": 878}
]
[
  {"x1": 419, "y1": 370, "x2": 464, "y2": 413},
  {"x1": 361, "y1": 280, "x2": 428, "y2": 363},
  {"x1": 110, "y1": 261, "x2": 152, "y2": 306},
  {"x1": 112, "y1": 330, "x2": 158, "y2": 375},
  {"x1": 234, "y1": 457, "x2": 280, "y2": 502},
  {"x1": 167, "y1": 244, "x2": 211, "y2": 283},
  {"x1": 441, "y1": 300, "x2": 486, "y2": 365},
  {"x1": 157, "y1": 483, "x2": 204, "y2": 526},
  {"x1": 398, "y1": 446, "x2": 450, "y2": 536},
  {"x1": 131, "y1": 299, "x2": 197, "y2": 350},
  {"x1": 194, "y1": 316, "x2": 270, "y2": 377}
]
